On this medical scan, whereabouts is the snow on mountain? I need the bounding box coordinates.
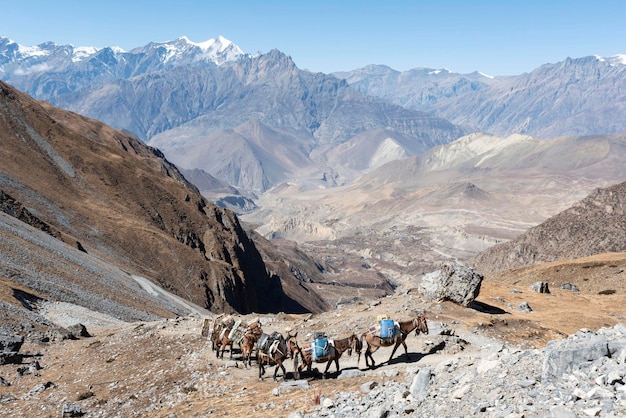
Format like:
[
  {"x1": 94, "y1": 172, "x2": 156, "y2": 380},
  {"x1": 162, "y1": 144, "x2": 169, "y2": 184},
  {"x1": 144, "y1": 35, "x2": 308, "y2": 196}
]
[
  {"x1": 0, "y1": 35, "x2": 244, "y2": 71},
  {"x1": 129, "y1": 35, "x2": 244, "y2": 65},
  {"x1": 17, "y1": 43, "x2": 51, "y2": 58},
  {"x1": 71, "y1": 46, "x2": 101, "y2": 62},
  {"x1": 604, "y1": 54, "x2": 626, "y2": 66}
]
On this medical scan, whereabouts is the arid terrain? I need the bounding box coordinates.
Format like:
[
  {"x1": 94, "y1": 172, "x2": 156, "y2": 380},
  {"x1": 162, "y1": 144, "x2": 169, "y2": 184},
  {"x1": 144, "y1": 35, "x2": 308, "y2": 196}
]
[
  {"x1": 0, "y1": 252, "x2": 624, "y2": 417},
  {"x1": 1, "y1": 50, "x2": 626, "y2": 417}
]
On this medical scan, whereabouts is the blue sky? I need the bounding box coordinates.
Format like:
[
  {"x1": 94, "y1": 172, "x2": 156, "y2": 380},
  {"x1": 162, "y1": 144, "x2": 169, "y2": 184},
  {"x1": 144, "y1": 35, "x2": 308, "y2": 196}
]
[{"x1": 2, "y1": 0, "x2": 625, "y2": 76}]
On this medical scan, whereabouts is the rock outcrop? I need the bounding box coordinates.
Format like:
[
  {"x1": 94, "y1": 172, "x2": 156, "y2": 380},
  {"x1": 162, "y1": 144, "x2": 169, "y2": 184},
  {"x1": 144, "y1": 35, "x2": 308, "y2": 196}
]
[{"x1": 302, "y1": 324, "x2": 626, "y2": 417}]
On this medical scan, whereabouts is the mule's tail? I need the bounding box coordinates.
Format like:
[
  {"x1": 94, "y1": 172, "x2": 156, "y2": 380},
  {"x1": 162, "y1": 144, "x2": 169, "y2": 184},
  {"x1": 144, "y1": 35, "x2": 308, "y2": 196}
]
[{"x1": 357, "y1": 334, "x2": 368, "y2": 367}]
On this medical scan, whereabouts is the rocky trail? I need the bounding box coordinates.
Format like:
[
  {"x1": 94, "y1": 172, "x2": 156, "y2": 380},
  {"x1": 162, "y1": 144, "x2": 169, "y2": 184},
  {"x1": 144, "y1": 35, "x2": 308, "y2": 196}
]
[{"x1": 1, "y1": 262, "x2": 625, "y2": 417}]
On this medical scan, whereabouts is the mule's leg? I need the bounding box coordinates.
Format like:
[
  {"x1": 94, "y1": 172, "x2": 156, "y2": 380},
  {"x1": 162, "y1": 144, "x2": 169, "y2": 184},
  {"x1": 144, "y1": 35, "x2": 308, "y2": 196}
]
[
  {"x1": 242, "y1": 350, "x2": 249, "y2": 369},
  {"x1": 388, "y1": 341, "x2": 401, "y2": 363},
  {"x1": 258, "y1": 359, "x2": 265, "y2": 380},
  {"x1": 365, "y1": 347, "x2": 376, "y2": 369},
  {"x1": 274, "y1": 361, "x2": 286, "y2": 382},
  {"x1": 293, "y1": 354, "x2": 300, "y2": 380},
  {"x1": 323, "y1": 360, "x2": 332, "y2": 378}
]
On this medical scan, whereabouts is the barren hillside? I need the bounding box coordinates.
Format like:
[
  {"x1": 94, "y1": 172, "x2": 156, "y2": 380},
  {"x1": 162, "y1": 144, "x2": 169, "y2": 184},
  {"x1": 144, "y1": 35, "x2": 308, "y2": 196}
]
[
  {"x1": 470, "y1": 181, "x2": 626, "y2": 274},
  {"x1": 0, "y1": 80, "x2": 326, "y2": 318}
]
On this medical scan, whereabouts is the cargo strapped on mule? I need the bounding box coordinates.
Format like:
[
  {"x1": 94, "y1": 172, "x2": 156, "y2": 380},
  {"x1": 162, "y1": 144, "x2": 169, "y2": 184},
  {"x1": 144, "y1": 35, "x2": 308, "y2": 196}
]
[
  {"x1": 312, "y1": 332, "x2": 330, "y2": 361},
  {"x1": 258, "y1": 333, "x2": 270, "y2": 352},
  {"x1": 228, "y1": 320, "x2": 248, "y2": 344},
  {"x1": 379, "y1": 319, "x2": 395, "y2": 339}
]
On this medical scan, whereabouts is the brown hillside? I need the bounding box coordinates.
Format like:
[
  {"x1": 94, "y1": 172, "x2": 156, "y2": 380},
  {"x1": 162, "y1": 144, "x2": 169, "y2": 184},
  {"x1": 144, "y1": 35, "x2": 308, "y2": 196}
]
[
  {"x1": 0, "y1": 80, "x2": 324, "y2": 315},
  {"x1": 470, "y1": 181, "x2": 626, "y2": 274}
]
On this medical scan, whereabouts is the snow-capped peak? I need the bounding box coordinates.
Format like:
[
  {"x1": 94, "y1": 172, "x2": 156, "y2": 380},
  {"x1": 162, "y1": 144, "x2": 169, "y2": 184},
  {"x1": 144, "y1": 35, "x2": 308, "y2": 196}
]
[
  {"x1": 608, "y1": 54, "x2": 626, "y2": 66},
  {"x1": 17, "y1": 43, "x2": 50, "y2": 58},
  {"x1": 151, "y1": 36, "x2": 243, "y2": 65},
  {"x1": 595, "y1": 54, "x2": 626, "y2": 66},
  {"x1": 71, "y1": 46, "x2": 100, "y2": 62}
]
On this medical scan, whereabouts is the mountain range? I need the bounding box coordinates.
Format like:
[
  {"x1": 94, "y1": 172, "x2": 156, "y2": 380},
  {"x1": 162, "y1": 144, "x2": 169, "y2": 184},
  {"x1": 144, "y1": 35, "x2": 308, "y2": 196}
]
[
  {"x1": 3, "y1": 36, "x2": 626, "y2": 196},
  {"x1": 334, "y1": 55, "x2": 626, "y2": 139},
  {"x1": 0, "y1": 36, "x2": 469, "y2": 193},
  {"x1": 1, "y1": 34, "x2": 626, "y2": 310}
]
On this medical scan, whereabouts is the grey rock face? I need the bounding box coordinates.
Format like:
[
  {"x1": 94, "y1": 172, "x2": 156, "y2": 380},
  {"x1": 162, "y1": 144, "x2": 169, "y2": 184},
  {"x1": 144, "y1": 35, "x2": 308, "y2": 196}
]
[
  {"x1": 418, "y1": 263, "x2": 483, "y2": 307},
  {"x1": 542, "y1": 324, "x2": 626, "y2": 388}
]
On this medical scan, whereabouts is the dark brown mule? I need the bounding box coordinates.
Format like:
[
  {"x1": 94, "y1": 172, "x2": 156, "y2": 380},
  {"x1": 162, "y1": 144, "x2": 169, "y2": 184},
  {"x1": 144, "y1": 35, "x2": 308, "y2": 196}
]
[
  {"x1": 257, "y1": 332, "x2": 299, "y2": 381},
  {"x1": 361, "y1": 315, "x2": 428, "y2": 369},
  {"x1": 298, "y1": 333, "x2": 361, "y2": 378},
  {"x1": 240, "y1": 322, "x2": 263, "y2": 368}
]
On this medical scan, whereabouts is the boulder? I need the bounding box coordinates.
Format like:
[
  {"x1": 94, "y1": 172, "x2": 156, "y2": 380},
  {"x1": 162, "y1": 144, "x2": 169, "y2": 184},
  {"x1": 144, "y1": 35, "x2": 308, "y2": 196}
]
[
  {"x1": 410, "y1": 367, "x2": 432, "y2": 403},
  {"x1": 530, "y1": 281, "x2": 550, "y2": 293},
  {"x1": 67, "y1": 324, "x2": 91, "y2": 339},
  {"x1": 418, "y1": 263, "x2": 483, "y2": 307},
  {"x1": 0, "y1": 331, "x2": 24, "y2": 365}
]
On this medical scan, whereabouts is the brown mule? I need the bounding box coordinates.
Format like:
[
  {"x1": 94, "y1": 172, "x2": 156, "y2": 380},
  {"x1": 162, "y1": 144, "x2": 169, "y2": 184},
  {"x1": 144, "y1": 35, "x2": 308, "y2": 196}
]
[
  {"x1": 240, "y1": 322, "x2": 263, "y2": 368},
  {"x1": 298, "y1": 333, "x2": 362, "y2": 378},
  {"x1": 361, "y1": 315, "x2": 428, "y2": 369},
  {"x1": 257, "y1": 331, "x2": 299, "y2": 381}
]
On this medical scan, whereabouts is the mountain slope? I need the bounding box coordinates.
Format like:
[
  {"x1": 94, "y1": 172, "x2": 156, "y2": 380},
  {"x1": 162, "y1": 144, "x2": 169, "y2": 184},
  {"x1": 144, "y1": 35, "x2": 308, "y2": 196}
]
[
  {"x1": 470, "y1": 181, "x2": 626, "y2": 273},
  {"x1": 0, "y1": 80, "x2": 327, "y2": 315}
]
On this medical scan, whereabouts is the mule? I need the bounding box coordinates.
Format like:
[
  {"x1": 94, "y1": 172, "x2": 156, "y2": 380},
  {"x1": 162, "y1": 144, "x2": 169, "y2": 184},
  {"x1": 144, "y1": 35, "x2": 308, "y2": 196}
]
[
  {"x1": 361, "y1": 315, "x2": 429, "y2": 369},
  {"x1": 215, "y1": 328, "x2": 235, "y2": 359},
  {"x1": 210, "y1": 314, "x2": 236, "y2": 357},
  {"x1": 298, "y1": 333, "x2": 361, "y2": 378},
  {"x1": 240, "y1": 322, "x2": 263, "y2": 368},
  {"x1": 257, "y1": 331, "x2": 299, "y2": 381}
]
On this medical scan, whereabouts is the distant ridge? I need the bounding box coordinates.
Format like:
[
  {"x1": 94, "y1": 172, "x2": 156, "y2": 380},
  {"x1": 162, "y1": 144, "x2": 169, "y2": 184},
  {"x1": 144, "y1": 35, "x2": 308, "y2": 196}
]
[{"x1": 334, "y1": 55, "x2": 626, "y2": 138}]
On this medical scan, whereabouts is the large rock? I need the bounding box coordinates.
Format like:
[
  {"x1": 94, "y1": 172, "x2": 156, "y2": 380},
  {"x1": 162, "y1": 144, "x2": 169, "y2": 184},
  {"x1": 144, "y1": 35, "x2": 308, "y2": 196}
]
[
  {"x1": 418, "y1": 263, "x2": 483, "y2": 307},
  {"x1": 0, "y1": 331, "x2": 24, "y2": 365},
  {"x1": 410, "y1": 367, "x2": 432, "y2": 403}
]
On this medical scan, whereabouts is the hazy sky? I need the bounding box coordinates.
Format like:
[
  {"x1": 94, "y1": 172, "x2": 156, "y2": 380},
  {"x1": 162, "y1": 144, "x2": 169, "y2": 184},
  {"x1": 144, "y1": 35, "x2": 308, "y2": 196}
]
[{"x1": 2, "y1": 0, "x2": 625, "y2": 76}]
